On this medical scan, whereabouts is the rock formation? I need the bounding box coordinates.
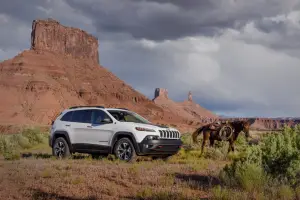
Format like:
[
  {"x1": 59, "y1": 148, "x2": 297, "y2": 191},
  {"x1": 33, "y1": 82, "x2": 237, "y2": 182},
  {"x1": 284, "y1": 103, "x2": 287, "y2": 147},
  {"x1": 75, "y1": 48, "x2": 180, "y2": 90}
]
[
  {"x1": 188, "y1": 91, "x2": 193, "y2": 101},
  {"x1": 154, "y1": 88, "x2": 169, "y2": 99},
  {"x1": 220, "y1": 117, "x2": 300, "y2": 131},
  {"x1": 0, "y1": 19, "x2": 193, "y2": 132},
  {"x1": 31, "y1": 18, "x2": 99, "y2": 64},
  {"x1": 152, "y1": 88, "x2": 300, "y2": 131},
  {"x1": 153, "y1": 88, "x2": 219, "y2": 124}
]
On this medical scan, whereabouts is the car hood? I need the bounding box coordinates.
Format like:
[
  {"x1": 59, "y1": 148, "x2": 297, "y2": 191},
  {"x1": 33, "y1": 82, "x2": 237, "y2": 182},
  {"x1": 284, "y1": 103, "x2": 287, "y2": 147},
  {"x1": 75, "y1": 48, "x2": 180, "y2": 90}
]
[{"x1": 119, "y1": 122, "x2": 179, "y2": 132}]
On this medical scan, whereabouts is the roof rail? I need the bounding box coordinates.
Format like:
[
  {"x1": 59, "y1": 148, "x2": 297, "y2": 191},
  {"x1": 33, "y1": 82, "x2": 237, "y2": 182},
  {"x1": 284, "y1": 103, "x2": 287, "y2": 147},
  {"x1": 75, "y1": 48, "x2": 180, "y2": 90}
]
[
  {"x1": 69, "y1": 106, "x2": 105, "y2": 109},
  {"x1": 117, "y1": 107, "x2": 128, "y2": 110}
]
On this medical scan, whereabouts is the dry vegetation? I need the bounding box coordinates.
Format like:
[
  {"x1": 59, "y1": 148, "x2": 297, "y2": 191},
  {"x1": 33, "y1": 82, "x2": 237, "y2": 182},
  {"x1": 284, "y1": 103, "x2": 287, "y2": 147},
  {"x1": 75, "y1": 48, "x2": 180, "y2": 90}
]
[{"x1": 1, "y1": 126, "x2": 300, "y2": 200}]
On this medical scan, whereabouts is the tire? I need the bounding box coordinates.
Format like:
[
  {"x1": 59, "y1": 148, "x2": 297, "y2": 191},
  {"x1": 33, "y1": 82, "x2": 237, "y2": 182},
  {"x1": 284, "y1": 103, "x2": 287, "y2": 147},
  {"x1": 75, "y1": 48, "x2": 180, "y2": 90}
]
[
  {"x1": 52, "y1": 137, "x2": 71, "y2": 159},
  {"x1": 113, "y1": 137, "x2": 137, "y2": 162}
]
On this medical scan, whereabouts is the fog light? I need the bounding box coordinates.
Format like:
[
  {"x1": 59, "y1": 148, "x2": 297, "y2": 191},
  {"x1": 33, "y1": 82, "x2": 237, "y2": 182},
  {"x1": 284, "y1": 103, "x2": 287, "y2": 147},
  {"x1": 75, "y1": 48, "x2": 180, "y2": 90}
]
[
  {"x1": 146, "y1": 135, "x2": 160, "y2": 140},
  {"x1": 144, "y1": 144, "x2": 153, "y2": 148}
]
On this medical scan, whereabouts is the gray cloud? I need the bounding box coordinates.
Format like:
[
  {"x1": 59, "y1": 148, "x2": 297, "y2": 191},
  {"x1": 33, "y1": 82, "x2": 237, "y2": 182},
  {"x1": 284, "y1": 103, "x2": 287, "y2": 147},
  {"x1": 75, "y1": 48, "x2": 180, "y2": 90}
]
[
  {"x1": 1, "y1": 0, "x2": 300, "y2": 117},
  {"x1": 66, "y1": 0, "x2": 300, "y2": 41}
]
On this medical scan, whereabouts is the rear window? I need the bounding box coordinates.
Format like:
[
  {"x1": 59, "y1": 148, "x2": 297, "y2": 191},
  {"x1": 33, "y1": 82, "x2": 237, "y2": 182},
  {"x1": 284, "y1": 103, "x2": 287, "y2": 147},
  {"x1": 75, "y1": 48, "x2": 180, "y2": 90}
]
[
  {"x1": 71, "y1": 110, "x2": 92, "y2": 123},
  {"x1": 60, "y1": 111, "x2": 73, "y2": 122}
]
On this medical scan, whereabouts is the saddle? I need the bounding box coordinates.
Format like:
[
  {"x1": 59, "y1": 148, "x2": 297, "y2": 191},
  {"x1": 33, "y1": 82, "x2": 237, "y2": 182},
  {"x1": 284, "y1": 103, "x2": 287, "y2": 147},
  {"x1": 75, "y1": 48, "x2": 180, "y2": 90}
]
[
  {"x1": 209, "y1": 121, "x2": 227, "y2": 130},
  {"x1": 209, "y1": 121, "x2": 234, "y2": 140}
]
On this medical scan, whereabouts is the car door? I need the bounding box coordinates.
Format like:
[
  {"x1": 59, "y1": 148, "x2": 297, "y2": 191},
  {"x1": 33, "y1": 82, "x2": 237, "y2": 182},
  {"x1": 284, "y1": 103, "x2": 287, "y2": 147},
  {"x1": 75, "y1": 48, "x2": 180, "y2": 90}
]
[
  {"x1": 86, "y1": 109, "x2": 116, "y2": 147},
  {"x1": 69, "y1": 109, "x2": 93, "y2": 146}
]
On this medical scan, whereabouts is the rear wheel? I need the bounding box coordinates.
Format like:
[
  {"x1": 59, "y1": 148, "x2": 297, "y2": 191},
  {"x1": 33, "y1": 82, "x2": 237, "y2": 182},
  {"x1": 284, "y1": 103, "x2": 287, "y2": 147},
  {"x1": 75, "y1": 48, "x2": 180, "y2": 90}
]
[
  {"x1": 114, "y1": 138, "x2": 137, "y2": 162},
  {"x1": 52, "y1": 137, "x2": 71, "y2": 159}
]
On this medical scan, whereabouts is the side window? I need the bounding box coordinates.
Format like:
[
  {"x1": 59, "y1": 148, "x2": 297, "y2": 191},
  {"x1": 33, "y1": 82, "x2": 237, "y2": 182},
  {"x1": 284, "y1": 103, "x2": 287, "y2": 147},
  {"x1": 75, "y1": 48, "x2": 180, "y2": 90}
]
[
  {"x1": 71, "y1": 110, "x2": 92, "y2": 123},
  {"x1": 92, "y1": 110, "x2": 113, "y2": 124},
  {"x1": 60, "y1": 111, "x2": 73, "y2": 122}
]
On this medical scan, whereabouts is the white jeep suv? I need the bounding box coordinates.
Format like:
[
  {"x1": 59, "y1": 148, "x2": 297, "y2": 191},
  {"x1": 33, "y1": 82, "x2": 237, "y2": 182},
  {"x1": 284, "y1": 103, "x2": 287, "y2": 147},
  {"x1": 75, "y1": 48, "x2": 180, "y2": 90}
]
[{"x1": 49, "y1": 106, "x2": 182, "y2": 162}]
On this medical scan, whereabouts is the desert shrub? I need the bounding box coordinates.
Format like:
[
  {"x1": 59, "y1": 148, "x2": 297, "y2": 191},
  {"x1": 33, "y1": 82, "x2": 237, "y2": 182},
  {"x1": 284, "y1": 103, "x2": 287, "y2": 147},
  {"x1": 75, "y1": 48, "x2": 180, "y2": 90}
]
[
  {"x1": 21, "y1": 127, "x2": 46, "y2": 145},
  {"x1": 0, "y1": 135, "x2": 21, "y2": 160},
  {"x1": 219, "y1": 145, "x2": 264, "y2": 190},
  {"x1": 11, "y1": 134, "x2": 31, "y2": 149},
  {"x1": 204, "y1": 147, "x2": 226, "y2": 160},
  {"x1": 276, "y1": 185, "x2": 295, "y2": 200},
  {"x1": 180, "y1": 133, "x2": 193, "y2": 146},
  {"x1": 0, "y1": 127, "x2": 48, "y2": 160},
  {"x1": 260, "y1": 125, "x2": 300, "y2": 185},
  {"x1": 215, "y1": 125, "x2": 300, "y2": 199}
]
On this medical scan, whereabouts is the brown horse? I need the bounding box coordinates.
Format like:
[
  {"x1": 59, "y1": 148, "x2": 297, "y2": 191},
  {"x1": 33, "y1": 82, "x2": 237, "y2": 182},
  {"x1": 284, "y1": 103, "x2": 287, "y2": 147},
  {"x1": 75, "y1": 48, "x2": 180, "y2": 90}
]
[{"x1": 192, "y1": 119, "x2": 255, "y2": 155}]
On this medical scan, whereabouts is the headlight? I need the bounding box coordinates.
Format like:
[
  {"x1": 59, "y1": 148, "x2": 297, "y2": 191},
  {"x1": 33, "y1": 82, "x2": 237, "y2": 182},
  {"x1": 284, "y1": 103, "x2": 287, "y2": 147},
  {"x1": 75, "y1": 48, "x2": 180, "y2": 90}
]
[
  {"x1": 146, "y1": 135, "x2": 160, "y2": 140},
  {"x1": 135, "y1": 127, "x2": 156, "y2": 132}
]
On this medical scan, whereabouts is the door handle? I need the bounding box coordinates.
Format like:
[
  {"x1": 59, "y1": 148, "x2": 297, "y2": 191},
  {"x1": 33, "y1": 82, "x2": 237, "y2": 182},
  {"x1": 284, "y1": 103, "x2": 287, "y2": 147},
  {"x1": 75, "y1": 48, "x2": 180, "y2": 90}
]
[
  {"x1": 65, "y1": 124, "x2": 70, "y2": 127},
  {"x1": 87, "y1": 125, "x2": 93, "y2": 128}
]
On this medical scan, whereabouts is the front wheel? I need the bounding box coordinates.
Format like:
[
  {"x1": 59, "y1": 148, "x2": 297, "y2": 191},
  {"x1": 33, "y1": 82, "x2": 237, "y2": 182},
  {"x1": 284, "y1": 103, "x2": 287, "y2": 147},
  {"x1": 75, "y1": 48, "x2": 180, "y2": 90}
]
[
  {"x1": 113, "y1": 138, "x2": 137, "y2": 162},
  {"x1": 52, "y1": 137, "x2": 71, "y2": 159}
]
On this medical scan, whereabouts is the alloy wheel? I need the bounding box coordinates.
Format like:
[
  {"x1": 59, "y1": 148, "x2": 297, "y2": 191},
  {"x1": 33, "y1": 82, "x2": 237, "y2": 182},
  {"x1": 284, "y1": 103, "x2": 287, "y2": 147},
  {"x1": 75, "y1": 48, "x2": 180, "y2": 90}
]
[
  {"x1": 54, "y1": 141, "x2": 65, "y2": 158},
  {"x1": 116, "y1": 142, "x2": 132, "y2": 161}
]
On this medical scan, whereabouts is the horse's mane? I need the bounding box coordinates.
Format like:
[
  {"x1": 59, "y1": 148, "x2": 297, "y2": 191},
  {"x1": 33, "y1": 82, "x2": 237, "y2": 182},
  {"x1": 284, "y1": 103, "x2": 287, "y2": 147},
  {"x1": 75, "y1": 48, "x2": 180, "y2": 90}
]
[{"x1": 228, "y1": 120, "x2": 246, "y2": 131}]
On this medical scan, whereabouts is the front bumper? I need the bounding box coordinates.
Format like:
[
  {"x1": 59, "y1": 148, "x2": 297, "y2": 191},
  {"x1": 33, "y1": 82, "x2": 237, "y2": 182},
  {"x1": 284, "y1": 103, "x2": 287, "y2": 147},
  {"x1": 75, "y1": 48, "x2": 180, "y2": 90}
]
[{"x1": 137, "y1": 138, "x2": 182, "y2": 156}]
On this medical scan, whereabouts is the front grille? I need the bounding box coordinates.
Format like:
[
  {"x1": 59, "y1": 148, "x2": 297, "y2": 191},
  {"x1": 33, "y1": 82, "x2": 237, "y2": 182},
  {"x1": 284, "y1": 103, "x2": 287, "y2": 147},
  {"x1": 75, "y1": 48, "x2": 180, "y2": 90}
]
[{"x1": 159, "y1": 130, "x2": 180, "y2": 139}]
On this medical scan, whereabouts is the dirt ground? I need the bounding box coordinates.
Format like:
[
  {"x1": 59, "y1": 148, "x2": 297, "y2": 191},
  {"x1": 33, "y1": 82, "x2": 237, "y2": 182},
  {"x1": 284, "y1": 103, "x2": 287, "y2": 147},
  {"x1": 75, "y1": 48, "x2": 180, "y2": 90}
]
[
  {"x1": 0, "y1": 156, "x2": 227, "y2": 200},
  {"x1": 0, "y1": 130, "x2": 267, "y2": 200}
]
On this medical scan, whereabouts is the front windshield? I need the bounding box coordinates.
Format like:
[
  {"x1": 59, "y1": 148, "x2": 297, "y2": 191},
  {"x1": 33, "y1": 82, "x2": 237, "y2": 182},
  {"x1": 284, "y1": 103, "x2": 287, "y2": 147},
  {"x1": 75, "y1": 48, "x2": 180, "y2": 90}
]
[{"x1": 107, "y1": 110, "x2": 151, "y2": 124}]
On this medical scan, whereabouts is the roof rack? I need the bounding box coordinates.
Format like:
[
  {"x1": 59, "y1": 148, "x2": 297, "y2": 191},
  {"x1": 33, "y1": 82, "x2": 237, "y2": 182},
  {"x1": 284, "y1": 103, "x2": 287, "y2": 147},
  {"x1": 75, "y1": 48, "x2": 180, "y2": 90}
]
[
  {"x1": 69, "y1": 106, "x2": 105, "y2": 109},
  {"x1": 117, "y1": 108, "x2": 128, "y2": 110}
]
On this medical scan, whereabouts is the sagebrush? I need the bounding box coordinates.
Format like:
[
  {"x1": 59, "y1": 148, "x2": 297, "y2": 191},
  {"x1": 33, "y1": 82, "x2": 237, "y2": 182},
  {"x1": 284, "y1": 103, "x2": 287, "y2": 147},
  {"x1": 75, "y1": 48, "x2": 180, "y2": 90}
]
[
  {"x1": 213, "y1": 125, "x2": 300, "y2": 199},
  {"x1": 0, "y1": 127, "x2": 48, "y2": 160}
]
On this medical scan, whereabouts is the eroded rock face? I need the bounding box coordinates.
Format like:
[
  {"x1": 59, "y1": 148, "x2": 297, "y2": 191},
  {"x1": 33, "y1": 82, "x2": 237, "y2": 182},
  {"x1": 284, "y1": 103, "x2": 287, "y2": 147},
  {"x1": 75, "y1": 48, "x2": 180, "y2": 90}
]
[
  {"x1": 154, "y1": 88, "x2": 169, "y2": 99},
  {"x1": 0, "y1": 19, "x2": 191, "y2": 130},
  {"x1": 153, "y1": 88, "x2": 219, "y2": 123},
  {"x1": 219, "y1": 117, "x2": 300, "y2": 130},
  {"x1": 31, "y1": 18, "x2": 99, "y2": 64}
]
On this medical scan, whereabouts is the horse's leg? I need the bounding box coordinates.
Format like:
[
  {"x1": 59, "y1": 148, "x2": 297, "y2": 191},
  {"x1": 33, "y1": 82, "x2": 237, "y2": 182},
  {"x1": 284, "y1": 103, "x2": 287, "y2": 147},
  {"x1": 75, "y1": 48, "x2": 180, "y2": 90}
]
[
  {"x1": 231, "y1": 143, "x2": 235, "y2": 152},
  {"x1": 201, "y1": 131, "x2": 209, "y2": 156},
  {"x1": 228, "y1": 140, "x2": 235, "y2": 153},
  {"x1": 209, "y1": 138, "x2": 215, "y2": 147},
  {"x1": 201, "y1": 139, "x2": 206, "y2": 156}
]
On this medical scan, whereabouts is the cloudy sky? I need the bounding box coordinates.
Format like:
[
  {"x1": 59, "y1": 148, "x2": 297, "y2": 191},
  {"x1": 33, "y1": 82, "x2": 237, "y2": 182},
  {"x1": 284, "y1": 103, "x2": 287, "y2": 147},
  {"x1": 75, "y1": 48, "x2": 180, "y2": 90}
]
[{"x1": 1, "y1": 0, "x2": 300, "y2": 117}]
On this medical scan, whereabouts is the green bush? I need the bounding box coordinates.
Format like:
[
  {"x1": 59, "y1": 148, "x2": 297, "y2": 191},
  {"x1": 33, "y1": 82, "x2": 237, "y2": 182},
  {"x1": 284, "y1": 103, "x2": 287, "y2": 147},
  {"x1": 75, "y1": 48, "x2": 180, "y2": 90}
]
[
  {"x1": 0, "y1": 127, "x2": 48, "y2": 160},
  {"x1": 219, "y1": 145, "x2": 264, "y2": 189},
  {"x1": 21, "y1": 127, "x2": 46, "y2": 145},
  {"x1": 260, "y1": 126, "x2": 300, "y2": 185},
  {"x1": 216, "y1": 125, "x2": 300, "y2": 198}
]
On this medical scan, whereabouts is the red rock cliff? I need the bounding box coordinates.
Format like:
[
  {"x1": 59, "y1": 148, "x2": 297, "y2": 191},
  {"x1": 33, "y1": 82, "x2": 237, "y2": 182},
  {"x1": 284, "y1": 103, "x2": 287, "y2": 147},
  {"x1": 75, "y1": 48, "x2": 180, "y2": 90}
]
[{"x1": 31, "y1": 18, "x2": 99, "y2": 64}]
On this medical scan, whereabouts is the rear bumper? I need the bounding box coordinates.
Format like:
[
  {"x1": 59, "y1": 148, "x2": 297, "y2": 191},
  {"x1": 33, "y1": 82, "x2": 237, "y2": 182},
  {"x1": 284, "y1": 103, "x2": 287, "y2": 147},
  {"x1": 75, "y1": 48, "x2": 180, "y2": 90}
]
[{"x1": 137, "y1": 138, "x2": 182, "y2": 156}]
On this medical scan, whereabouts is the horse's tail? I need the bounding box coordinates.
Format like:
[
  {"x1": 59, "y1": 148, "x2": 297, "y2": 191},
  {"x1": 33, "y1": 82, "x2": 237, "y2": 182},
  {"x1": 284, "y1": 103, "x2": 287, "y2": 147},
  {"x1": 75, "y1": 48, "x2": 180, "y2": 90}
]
[{"x1": 192, "y1": 126, "x2": 205, "y2": 144}]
